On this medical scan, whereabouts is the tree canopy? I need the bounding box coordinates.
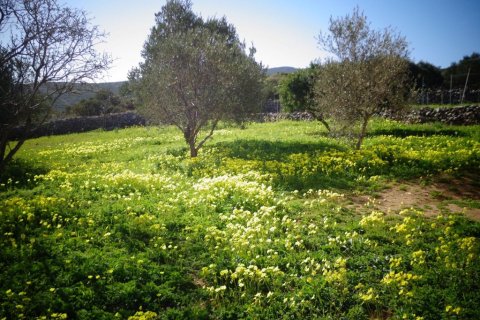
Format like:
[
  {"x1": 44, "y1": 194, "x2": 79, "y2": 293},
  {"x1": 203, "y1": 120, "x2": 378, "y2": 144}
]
[
  {"x1": 442, "y1": 52, "x2": 480, "y2": 90},
  {"x1": 409, "y1": 61, "x2": 444, "y2": 89},
  {"x1": 130, "y1": 0, "x2": 265, "y2": 157},
  {"x1": 314, "y1": 7, "x2": 411, "y2": 149}
]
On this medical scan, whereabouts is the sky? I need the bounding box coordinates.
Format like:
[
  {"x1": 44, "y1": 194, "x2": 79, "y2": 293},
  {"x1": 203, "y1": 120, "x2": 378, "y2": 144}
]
[{"x1": 64, "y1": 0, "x2": 480, "y2": 82}]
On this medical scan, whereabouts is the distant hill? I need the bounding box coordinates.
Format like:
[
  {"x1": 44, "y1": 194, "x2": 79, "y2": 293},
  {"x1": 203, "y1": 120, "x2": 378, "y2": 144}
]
[
  {"x1": 49, "y1": 69, "x2": 296, "y2": 111},
  {"x1": 49, "y1": 81, "x2": 126, "y2": 111},
  {"x1": 266, "y1": 66, "x2": 297, "y2": 76}
]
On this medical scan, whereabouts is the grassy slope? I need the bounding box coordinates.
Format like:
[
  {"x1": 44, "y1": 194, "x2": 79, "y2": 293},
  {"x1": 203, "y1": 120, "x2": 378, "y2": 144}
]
[{"x1": 1, "y1": 119, "x2": 479, "y2": 319}]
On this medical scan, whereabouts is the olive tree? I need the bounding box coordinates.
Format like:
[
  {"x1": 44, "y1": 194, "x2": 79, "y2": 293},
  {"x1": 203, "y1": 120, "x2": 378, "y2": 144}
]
[
  {"x1": 314, "y1": 7, "x2": 410, "y2": 149},
  {"x1": 0, "y1": 0, "x2": 110, "y2": 173},
  {"x1": 130, "y1": 0, "x2": 265, "y2": 157}
]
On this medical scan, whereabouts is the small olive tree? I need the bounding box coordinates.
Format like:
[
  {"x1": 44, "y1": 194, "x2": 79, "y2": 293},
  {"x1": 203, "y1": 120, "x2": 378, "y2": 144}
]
[
  {"x1": 0, "y1": 0, "x2": 110, "y2": 173},
  {"x1": 130, "y1": 0, "x2": 265, "y2": 157},
  {"x1": 314, "y1": 7, "x2": 411, "y2": 149}
]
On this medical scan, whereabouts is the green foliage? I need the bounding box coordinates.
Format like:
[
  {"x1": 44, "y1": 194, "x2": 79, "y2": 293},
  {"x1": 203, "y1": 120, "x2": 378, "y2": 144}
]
[
  {"x1": 277, "y1": 65, "x2": 331, "y2": 131},
  {"x1": 66, "y1": 89, "x2": 132, "y2": 117},
  {"x1": 263, "y1": 73, "x2": 285, "y2": 101},
  {"x1": 443, "y1": 52, "x2": 480, "y2": 90},
  {"x1": 278, "y1": 66, "x2": 317, "y2": 113},
  {"x1": 406, "y1": 52, "x2": 480, "y2": 91},
  {"x1": 1, "y1": 120, "x2": 479, "y2": 318},
  {"x1": 408, "y1": 61, "x2": 444, "y2": 89}
]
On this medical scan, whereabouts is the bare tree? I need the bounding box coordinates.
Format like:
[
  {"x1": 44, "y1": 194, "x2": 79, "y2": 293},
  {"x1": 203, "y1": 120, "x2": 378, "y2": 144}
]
[
  {"x1": 314, "y1": 7, "x2": 411, "y2": 149},
  {"x1": 130, "y1": 0, "x2": 265, "y2": 157},
  {"x1": 0, "y1": 0, "x2": 111, "y2": 173}
]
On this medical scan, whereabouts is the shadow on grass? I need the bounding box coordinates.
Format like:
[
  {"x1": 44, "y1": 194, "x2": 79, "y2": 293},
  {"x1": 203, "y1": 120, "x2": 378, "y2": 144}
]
[
  {"x1": 214, "y1": 139, "x2": 346, "y2": 161},
  {"x1": 0, "y1": 159, "x2": 49, "y2": 189},
  {"x1": 211, "y1": 138, "x2": 474, "y2": 193},
  {"x1": 274, "y1": 171, "x2": 361, "y2": 192},
  {"x1": 213, "y1": 139, "x2": 364, "y2": 191}
]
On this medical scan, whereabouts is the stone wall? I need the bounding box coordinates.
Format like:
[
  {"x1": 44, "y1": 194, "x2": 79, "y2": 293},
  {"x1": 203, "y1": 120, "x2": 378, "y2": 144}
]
[
  {"x1": 381, "y1": 105, "x2": 480, "y2": 125},
  {"x1": 9, "y1": 111, "x2": 145, "y2": 140},
  {"x1": 406, "y1": 105, "x2": 480, "y2": 125},
  {"x1": 260, "y1": 105, "x2": 480, "y2": 126},
  {"x1": 257, "y1": 112, "x2": 314, "y2": 122},
  {"x1": 8, "y1": 105, "x2": 480, "y2": 141}
]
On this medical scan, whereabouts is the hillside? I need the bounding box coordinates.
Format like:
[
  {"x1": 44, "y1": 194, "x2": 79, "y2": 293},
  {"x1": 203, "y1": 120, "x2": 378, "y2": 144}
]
[
  {"x1": 266, "y1": 66, "x2": 297, "y2": 75},
  {"x1": 49, "y1": 81, "x2": 126, "y2": 111}
]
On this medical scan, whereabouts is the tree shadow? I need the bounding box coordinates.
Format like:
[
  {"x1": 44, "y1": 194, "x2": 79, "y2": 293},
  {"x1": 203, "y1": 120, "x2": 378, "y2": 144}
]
[
  {"x1": 211, "y1": 137, "x2": 475, "y2": 193},
  {"x1": 0, "y1": 159, "x2": 49, "y2": 189},
  {"x1": 214, "y1": 139, "x2": 346, "y2": 161},
  {"x1": 213, "y1": 139, "x2": 360, "y2": 191}
]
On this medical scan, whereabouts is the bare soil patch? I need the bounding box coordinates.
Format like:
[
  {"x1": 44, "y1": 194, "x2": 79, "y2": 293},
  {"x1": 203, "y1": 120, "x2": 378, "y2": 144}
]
[{"x1": 349, "y1": 173, "x2": 480, "y2": 221}]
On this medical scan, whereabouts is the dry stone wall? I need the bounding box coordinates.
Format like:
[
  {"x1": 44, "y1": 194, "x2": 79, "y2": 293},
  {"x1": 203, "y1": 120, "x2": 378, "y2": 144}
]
[
  {"x1": 262, "y1": 106, "x2": 480, "y2": 125},
  {"x1": 9, "y1": 112, "x2": 145, "y2": 140},
  {"x1": 403, "y1": 105, "x2": 480, "y2": 125},
  {"x1": 8, "y1": 105, "x2": 480, "y2": 141}
]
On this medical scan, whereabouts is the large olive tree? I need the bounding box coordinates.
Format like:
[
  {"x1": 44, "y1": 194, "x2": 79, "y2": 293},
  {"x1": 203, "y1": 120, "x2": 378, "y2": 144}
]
[
  {"x1": 314, "y1": 7, "x2": 411, "y2": 149},
  {"x1": 130, "y1": 0, "x2": 265, "y2": 157},
  {"x1": 0, "y1": 0, "x2": 110, "y2": 173}
]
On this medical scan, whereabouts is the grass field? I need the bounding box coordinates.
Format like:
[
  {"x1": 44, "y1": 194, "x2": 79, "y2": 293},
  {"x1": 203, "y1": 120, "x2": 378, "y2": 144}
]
[{"x1": 1, "y1": 119, "x2": 479, "y2": 319}]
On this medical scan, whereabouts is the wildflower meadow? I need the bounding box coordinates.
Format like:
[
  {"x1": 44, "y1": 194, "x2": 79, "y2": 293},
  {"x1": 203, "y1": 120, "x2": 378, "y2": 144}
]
[{"x1": 1, "y1": 119, "x2": 479, "y2": 319}]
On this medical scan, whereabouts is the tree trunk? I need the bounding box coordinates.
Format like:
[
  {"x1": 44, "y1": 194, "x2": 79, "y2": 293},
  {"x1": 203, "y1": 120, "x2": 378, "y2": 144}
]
[
  {"x1": 189, "y1": 144, "x2": 198, "y2": 157},
  {"x1": 0, "y1": 159, "x2": 5, "y2": 177},
  {"x1": 319, "y1": 118, "x2": 331, "y2": 132},
  {"x1": 0, "y1": 136, "x2": 26, "y2": 176},
  {"x1": 307, "y1": 109, "x2": 331, "y2": 132},
  {"x1": 187, "y1": 136, "x2": 198, "y2": 157},
  {"x1": 355, "y1": 116, "x2": 369, "y2": 150}
]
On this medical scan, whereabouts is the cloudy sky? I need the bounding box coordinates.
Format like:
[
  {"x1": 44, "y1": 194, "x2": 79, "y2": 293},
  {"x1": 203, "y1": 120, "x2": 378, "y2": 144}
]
[{"x1": 65, "y1": 0, "x2": 480, "y2": 82}]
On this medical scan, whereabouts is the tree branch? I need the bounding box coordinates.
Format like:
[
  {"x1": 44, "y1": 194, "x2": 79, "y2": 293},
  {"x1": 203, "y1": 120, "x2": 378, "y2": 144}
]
[
  {"x1": 0, "y1": 6, "x2": 4, "y2": 26},
  {"x1": 0, "y1": 0, "x2": 110, "y2": 172},
  {"x1": 196, "y1": 118, "x2": 219, "y2": 151}
]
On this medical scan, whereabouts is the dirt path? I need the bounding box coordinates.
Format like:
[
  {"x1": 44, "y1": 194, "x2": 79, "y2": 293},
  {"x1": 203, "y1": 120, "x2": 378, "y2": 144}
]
[{"x1": 349, "y1": 173, "x2": 480, "y2": 221}]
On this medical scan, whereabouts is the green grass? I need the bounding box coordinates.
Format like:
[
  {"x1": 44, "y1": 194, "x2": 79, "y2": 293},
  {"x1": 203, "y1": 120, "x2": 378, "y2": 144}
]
[{"x1": 1, "y1": 119, "x2": 479, "y2": 319}]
